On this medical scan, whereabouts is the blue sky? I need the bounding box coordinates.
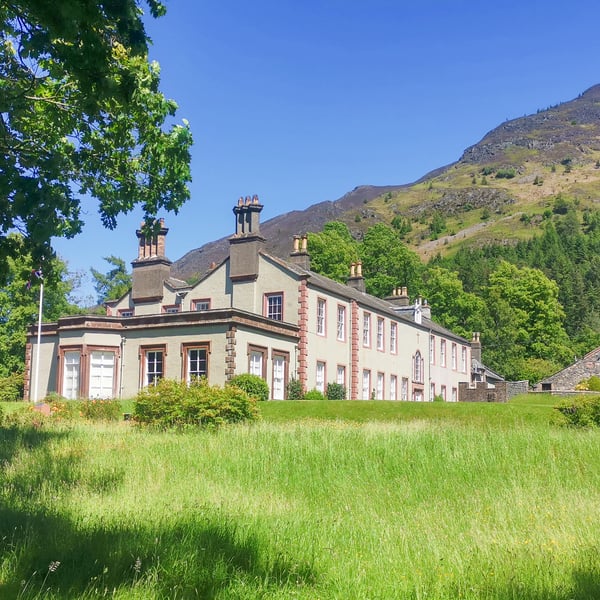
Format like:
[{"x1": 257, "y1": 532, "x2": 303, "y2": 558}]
[{"x1": 55, "y1": 0, "x2": 600, "y2": 303}]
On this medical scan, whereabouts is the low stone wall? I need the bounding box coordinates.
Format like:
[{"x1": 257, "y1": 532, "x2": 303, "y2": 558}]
[{"x1": 459, "y1": 380, "x2": 528, "y2": 403}]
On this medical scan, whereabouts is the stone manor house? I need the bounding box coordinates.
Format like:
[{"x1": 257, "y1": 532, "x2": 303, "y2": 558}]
[{"x1": 26, "y1": 197, "x2": 477, "y2": 401}]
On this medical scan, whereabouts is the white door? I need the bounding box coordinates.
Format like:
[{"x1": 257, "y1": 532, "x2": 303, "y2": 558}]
[
  {"x1": 89, "y1": 351, "x2": 115, "y2": 398},
  {"x1": 272, "y1": 355, "x2": 285, "y2": 400},
  {"x1": 63, "y1": 351, "x2": 80, "y2": 399}
]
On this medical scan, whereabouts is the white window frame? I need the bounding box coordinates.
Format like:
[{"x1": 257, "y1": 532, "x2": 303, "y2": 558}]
[
  {"x1": 265, "y1": 293, "x2": 283, "y2": 321},
  {"x1": 401, "y1": 377, "x2": 409, "y2": 401},
  {"x1": 414, "y1": 351, "x2": 423, "y2": 383},
  {"x1": 316, "y1": 361, "x2": 326, "y2": 393},
  {"x1": 376, "y1": 372, "x2": 384, "y2": 400},
  {"x1": 363, "y1": 312, "x2": 371, "y2": 347},
  {"x1": 186, "y1": 346, "x2": 208, "y2": 383},
  {"x1": 452, "y1": 343, "x2": 457, "y2": 370},
  {"x1": 362, "y1": 369, "x2": 371, "y2": 400},
  {"x1": 317, "y1": 298, "x2": 326, "y2": 336},
  {"x1": 377, "y1": 318, "x2": 384, "y2": 351},
  {"x1": 62, "y1": 350, "x2": 81, "y2": 400},
  {"x1": 390, "y1": 374, "x2": 397, "y2": 401},
  {"x1": 430, "y1": 335, "x2": 435, "y2": 364},
  {"x1": 337, "y1": 305, "x2": 346, "y2": 341},
  {"x1": 145, "y1": 350, "x2": 164, "y2": 386},
  {"x1": 440, "y1": 340, "x2": 446, "y2": 367},
  {"x1": 89, "y1": 350, "x2": 115, "y2": 399},
  {"x1": 337, "y1": 365, "x2": 346, "y2": 386},
  {"x1": 390, "y1": 322, "x2": 397, "y2": 354}
]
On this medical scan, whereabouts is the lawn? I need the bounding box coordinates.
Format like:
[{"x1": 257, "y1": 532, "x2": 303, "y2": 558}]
[{"x1": 1, "y1": 395, "x2": 599, "y2": 599}]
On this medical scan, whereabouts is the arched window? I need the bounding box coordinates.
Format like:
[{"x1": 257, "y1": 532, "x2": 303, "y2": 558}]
[{"x1": 414, "y1": 351, "x2": 424, "y2": 383}]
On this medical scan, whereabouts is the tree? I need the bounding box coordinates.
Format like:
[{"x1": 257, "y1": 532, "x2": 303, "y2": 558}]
[
  {"x1": 0, "y1": 235, "x2": 81, "y2": 377},
  {"x1": 360, "y1": 223, "x2": 422, "y2": 297},
  {"x1": 420, "y1": 266, "x2": 487, "y2": 339},
  {"x1": 91, "y1": 255, "x2": 132, "y2": 304},
  {"x1": 308, "y1": 222, "x2": 360, "y2": 283},
  {"x1": 484, "y1": 261, "x2": 573, "y2": 377},
  {"x1": 0, "y1": 0, "x2": 192, "y2": 284}
]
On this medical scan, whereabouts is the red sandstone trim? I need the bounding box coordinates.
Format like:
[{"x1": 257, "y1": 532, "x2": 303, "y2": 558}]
[
  {"x1": 297, "y1": 279, "x2": 309, "y2": 391},
  {"x1": 350, "y1": 300, "x2": 359, "y2": 400}
]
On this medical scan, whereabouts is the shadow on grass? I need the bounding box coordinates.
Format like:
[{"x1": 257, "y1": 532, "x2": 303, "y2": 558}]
[{"x1": 0, "y1": 424, "x2": 318, "y2": 598}]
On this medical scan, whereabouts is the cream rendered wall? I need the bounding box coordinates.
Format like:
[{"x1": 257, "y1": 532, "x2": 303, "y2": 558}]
[
  {"x1": 185, "y1": 264, "x2": 232, "y2": 311},
  {"x1": 224, "y1": 257, "x2": 300, "y2": 322},
  {"x1": 304, "y1": 288, "x2": 352, "y2": 392},
  {"x1": 428, "y1": 335, "x2": 470, "y2": 401},
  {"x1": 120, "y1": 324, "x2": 230, "y2": 397},
  {"x1": 109, "y1": 291, "x2": 133, "y2": 313},
  {"x1": 233, "y1": 328, "x2": 298, "y2": 398},
  {"x1": 29, "y1": 334, "x2": 58, "y2": 400}
]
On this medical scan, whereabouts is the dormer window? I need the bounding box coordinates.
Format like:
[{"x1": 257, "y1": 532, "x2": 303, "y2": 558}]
[
  {"x1": 163, "y1": 305, "x2": 180, "y2": 314},
  {"x1": 118, "y1": 309, "x2": 134, "y2": 318},
  {"x1": 193, "y1": 299, "x2": 211, "y2": 311}
]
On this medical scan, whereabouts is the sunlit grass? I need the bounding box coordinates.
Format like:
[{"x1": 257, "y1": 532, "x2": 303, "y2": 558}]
[{"x1": 1, "y1": 398, "x2": 599, "y2": 598}]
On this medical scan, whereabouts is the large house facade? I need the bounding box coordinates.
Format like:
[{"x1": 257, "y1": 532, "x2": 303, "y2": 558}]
[{"x1": 26, "y1": 197, "x2": 474, "y2": 402}]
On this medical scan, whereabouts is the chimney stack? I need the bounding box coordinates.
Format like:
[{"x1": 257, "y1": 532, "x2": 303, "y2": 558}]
[
  {"x1": 471, "y1": 332, "x2": 482, "y2": 363},
  {"x1": 229, "y1": 195, "x2": 265, "y2": 281},
  {"x1": 131, "y1": 219, "x2": 172, "y2": 302},
  {"x1": 289, "y1": 234, "x2": 311, "y2": 270},
  {"x1": 346, "y1": 261, "x2": 366, "y2": 293},
  {"x1": 385, "y1": 286, "x2": 410, "y2": 307}
]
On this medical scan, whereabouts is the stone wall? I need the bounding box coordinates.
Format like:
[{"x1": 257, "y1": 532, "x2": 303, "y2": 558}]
[
  {"x1": 459, "y1": 380, "x2": 528, "y2": 403},
  {"x1": 538, "y1": 359, "x2": 600, "y2": 391}
]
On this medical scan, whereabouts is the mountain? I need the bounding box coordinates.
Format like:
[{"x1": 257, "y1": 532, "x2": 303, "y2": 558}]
[{"x1": 172, "y1": 84, "x2": 600, "y2": 281}]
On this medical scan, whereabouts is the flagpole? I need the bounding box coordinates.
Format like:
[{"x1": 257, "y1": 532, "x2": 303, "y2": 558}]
[{"x1": 33, "y1": 281, "x2": 43, "y2": 403}]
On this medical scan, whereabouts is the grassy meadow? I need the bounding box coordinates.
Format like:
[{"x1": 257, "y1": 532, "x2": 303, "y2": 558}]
[{"x1": 1, "y1": 396, "x2": 600, "y2": 599}]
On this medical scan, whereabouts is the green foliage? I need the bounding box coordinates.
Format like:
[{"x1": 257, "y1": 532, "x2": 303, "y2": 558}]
[
  {"x1": 391, "y1": 215, "x2": 412, "y2": 237},
  {"x1": 360, "y1": 223, "x2": 422, "y2": 297},
  {"x1": 429, "y1": 211, "x2": 446, "y2": 238},
  {"x1": 286, "y1": 378, "x2": 304, "y2": 400},
  {"x1": 480, "y1": 167, "x2": 495, "y2": 176},
  {"x1": 0, "y1": 0, "x2": 192, "y2": 284},
  {"x1": 90, "y1": 256, "x2": 132, "y2": 303},
  {"x1": 554, "y1": 396, "x2": 600, "y2": 428},
  {"x1": 307, "y1": 222, "x2": 360, "y2": 283},
  {"x1": 133, "y1": 378, "x2": 259, "y2": 429},
  {"x1": 575, "y1": 376, "x2": 600, "y2": 391},
  {"x1": 484, "y1": 261, "x2": 573, "y2": 374},
  {"x1": 325, "y1": 383, "x2": 346, "y2": 400},
  {"x1": 420, "y1": 267, "x2": 487, "y2": 339},
  {"x1": 80, "y1": 399, "x2": 122, "y2": 421},
  {"x1": 227, "y1": 373, "x2": 270, "y2": 402},
  {"x1": 552, "y1": 194, "x2": 575, "y2": 215},
  {"x1": 495, "y1": 168, "x2": 516, "y2": 179},
  {"x1": 0, "y1": 235, "x2": 83, "y2": 377},
  {"x1": 303, "y1": 389, "x2": 325, "y2": 400},
  {"x1": 0, "y1": 372, "x2": 24, "y2": 402}
]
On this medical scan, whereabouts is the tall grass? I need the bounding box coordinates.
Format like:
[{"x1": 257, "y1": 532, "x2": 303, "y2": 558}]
[{"x1": 1, "y1": 398, "x2": 599, "y2": 598}]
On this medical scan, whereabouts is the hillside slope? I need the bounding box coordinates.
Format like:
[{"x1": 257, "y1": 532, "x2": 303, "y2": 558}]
[{"x1": 173, "y1": 84, "x2": 600, "y2": 280}]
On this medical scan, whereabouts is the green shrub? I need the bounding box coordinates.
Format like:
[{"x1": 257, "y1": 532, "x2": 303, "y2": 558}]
[
  {"x1": 303, "y1": 389, "x2": 325, "y2": 400},
  {"x1": 286, "y1": 378, "x2": 304, "y2": 400},
  {"x1": 133, "y1": 378, "x2": 259, "y2": 429},
  {"x1": 227, "y1": 374, "x2": 269, "y2": 401},
  {"x1": 495, "y1": 168, "x2": 516, "y2": 179},
  {"x1": 575, "y1": 376, "x2": 600, "y2": 392},
  {"x1": 0, "y1": 372, "x2": 24, "y2": 402},
  {"x1": 433, "y1": 394, "x2": 444, "y2": 402},
  {"x1": 554, "y1": 396, "x2": 600, "y2": 428},
  {"x1": 326, "y1": 382, "x2": 346, "y2": 400},
  {"x1": 80, "y1": 398, "x2": 122, "y2": 421}
]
